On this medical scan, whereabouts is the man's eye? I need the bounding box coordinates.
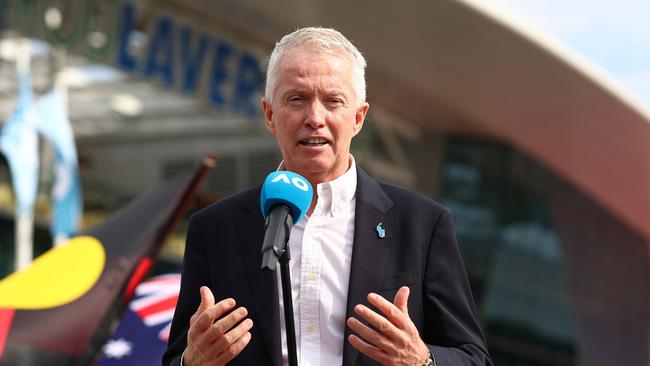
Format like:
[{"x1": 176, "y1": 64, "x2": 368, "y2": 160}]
[{"x1": 287, "y1": 96, "x2": 304, "y2": 103}]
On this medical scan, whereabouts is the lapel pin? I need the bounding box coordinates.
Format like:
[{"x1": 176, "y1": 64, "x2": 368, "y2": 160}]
[{"x1": 376, "y1": 223, "x2": 386, "y2": 239}]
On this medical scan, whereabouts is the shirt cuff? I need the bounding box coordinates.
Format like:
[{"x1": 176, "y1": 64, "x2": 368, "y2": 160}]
[{"x1": 428, "y1": 346, "x2": 437, "y2": 366}]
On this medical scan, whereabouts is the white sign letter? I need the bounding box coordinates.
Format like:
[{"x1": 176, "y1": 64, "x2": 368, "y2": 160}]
[{"x1": 292, "y1": 177, "x2": 309, "y2": 192}]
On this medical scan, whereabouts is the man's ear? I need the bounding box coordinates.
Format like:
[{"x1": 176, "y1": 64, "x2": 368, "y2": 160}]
[
  {"x1": 353, "y1": 102, "x2": 369, "y2": 136},
  {"x1": 262, "y1": 97, "x2": 275, "y2": 134}
]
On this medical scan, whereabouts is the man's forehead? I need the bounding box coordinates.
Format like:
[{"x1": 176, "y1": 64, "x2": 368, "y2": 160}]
[
  {"x1": 279, "y1": 47, "x2": 350, "y2": 69},
  {"x1": 277, "y1": 65, "x2": 352, "y2": 94},
  {"x1": 270, "y1": 46, "x2": 357, "y2": 100},
  {"x1": 277, "y1": 49, "x2": 348, "y2": 75}
]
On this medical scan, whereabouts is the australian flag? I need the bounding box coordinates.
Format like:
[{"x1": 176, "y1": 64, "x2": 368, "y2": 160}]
[{"x1": 97, "y1": 273, "x2": 181, "y2": 365}]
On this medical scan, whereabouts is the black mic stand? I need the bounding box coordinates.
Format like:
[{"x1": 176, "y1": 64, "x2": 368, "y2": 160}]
[
  {"x1": 279, "y1": 245, "x2": 298, "y2": 366},
  {"x1": 260, "y1": 205, "x2": 298, "y2": 366}
]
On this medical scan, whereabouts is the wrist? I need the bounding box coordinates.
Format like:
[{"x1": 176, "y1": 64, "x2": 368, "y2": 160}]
[
  {"x1": 423, "y1": 347, "x2": 435, "y2": 366},
  {"x1": 181, "y1": 348, "x2": 196, "y2": 366}
]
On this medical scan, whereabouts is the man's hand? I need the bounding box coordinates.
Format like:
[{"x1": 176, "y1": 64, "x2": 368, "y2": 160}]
[
  {"x1": 347, "y1": 286, "x2": 430, "y2": 366},
  {"x1": 183, "y1": 286, "x2": 253, "y2": 366}
]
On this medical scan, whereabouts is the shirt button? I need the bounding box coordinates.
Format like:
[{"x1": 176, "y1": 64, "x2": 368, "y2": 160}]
[
  {"x1": 332, "y1": 205, "x2": 338, "y2": 213},
  {"x1": 306, "y1": 272, "x2": 315, "y2": 281},
  {"x1": 306, "y1": 323, "x2": 315, "y2": 333}
]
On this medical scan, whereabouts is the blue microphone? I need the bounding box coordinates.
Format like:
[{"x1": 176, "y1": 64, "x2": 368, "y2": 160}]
[{"x1": 260, "y1": 171, "x2": 313, "y2": 270}]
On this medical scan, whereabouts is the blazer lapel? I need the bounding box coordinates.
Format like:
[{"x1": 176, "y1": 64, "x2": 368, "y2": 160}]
[
  {"x1": 342, "y1": 167, "x2": 394, "y2": 366},
  {"x1": 236, "y1": 197, "x2": 282, "y2": 366}
]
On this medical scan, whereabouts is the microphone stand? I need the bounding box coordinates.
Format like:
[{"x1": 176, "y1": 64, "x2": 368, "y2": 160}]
[
  {"x1": 260, "y1": 206, "x2": 298, "y2": 366},
  {"x1": 279, "y1": 245, "x2": 298, "y2": 366}
]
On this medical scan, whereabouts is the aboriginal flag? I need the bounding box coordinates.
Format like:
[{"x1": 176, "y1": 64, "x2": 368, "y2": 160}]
[{"x1": 0, "y1": 156, "x2": 216, "y2": 366}]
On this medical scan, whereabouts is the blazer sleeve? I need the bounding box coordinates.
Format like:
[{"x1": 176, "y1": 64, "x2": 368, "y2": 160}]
[
  {"x1": 423, "y1": 208, "x2": 493, "y2": 365},
  {"x1": 162, "y1": 214, "x2": 211, "y2": 366}
]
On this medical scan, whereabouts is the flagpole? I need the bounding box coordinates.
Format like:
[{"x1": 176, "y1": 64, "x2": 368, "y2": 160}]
[
  {"x1": 15, "y1": 38, "x2": 33, "y2": 270},
  {"x1": 16, "y1": 211, "x2": 33, "y2": 269},
  {"x1": 53, "y1": 46, "x2": 69, "y2": 246},
  {"x1": 54, "y1": 47, "x2": 68, "y2": 115}
]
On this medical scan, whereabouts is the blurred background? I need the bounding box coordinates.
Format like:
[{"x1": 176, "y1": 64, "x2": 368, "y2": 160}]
[{"x1": 0, "y1": 0, "x2": 649, "y2": 365}]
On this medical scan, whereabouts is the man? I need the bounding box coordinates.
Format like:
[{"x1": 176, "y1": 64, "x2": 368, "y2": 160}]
[{"x1": 163, "y1": 27, "x2": 491, "y2": 366}]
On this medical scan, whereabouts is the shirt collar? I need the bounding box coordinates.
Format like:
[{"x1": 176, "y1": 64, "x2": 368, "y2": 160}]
[
  {"x1": 320, "y1": 156, "x2": 357, "y2": 203},
  {"x1": 315, "y1": 156, "x2": 357, "y2": 217}
]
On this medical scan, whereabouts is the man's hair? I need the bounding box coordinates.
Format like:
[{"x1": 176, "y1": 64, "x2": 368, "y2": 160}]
[{"x1": 265, "y1": 27, "x2": 367, "y2": 106}]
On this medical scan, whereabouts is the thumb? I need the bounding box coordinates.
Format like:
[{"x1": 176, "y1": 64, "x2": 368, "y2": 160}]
[
  {"x1": 191, "y1": 286, "x2": 215, "y2": 325},
  {"x1": 199, "y1": 286, "x2": 216, "y2": 311},
  {"x1": 393, "y1": 286, "x2": 410, "y2": 314}
]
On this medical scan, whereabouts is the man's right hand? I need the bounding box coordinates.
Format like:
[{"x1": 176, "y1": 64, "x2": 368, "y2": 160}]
[{"x1": 183, "y1": 286, "x2": 253, "y2": 366}]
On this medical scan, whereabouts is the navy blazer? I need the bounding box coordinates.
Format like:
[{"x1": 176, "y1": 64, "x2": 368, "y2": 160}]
[{"x1": 163, "y1": 167, "x2": 492, "y2": 365}]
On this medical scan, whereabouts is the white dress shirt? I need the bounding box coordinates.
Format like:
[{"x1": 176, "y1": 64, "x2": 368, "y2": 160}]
[{"x1": 278, "y1": 161, "x2": 357, "y2": 366}]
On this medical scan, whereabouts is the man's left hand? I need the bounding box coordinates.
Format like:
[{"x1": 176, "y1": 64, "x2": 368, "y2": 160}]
[{"x1": 347, "y1": 286, "x2": 430, "y2": 366}]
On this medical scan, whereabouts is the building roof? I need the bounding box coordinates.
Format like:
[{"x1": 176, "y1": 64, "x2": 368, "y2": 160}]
[{"x1": 171, "y1": 0, "x2": 650, "y2": 240}]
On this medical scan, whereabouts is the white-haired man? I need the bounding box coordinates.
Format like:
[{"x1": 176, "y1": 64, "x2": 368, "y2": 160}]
[{"x1": 164, "y1": 27, "x2": 492, "y2": 366}]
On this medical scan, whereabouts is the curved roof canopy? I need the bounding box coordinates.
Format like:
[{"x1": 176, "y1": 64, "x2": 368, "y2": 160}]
[{"x1": 174, "y1": 0, "x2": 650, "y2": 240}]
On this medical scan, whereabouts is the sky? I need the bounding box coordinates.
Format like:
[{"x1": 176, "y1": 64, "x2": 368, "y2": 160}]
[{"x1": 492, "y1": 0, "x2": 650, "y2": 108}]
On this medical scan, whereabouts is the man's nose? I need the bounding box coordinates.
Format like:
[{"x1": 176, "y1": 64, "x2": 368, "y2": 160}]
[{"x1": 305, "y1": 100, "x2": 326, "y2": 128}]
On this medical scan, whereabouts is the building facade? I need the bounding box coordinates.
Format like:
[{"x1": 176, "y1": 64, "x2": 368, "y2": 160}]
[{"x1": 0, "y1": 1, "x2": 649, "y2": 365}]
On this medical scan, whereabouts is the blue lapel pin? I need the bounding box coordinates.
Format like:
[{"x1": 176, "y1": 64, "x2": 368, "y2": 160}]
[{"x1": 376, "y1": 223, "x2": 386, "y2": 238}]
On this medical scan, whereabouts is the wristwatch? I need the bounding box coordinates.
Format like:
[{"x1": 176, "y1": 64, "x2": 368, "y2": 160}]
[{"x1": 423, "y1": 348, "x2": 435, "y2": 366}]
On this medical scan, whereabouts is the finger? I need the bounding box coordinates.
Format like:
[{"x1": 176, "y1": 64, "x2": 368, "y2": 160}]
[
  {"x1": 192, "y1": 298, "x2": 236, "y2": 333},
  {"x1": 354, "y1": 303, "x2": 407, "y2": 344},
  {"x1": 348, "y1": 334, "x2": 390, "y2": 365},
  {"x1": 354, "y1": 295, "x2": 405, "y2": 340},
  {"x1": 346, "y1": 316, "x2": 395, "y2": 353},
  {"x1": 393, "y1": 286, "x2": 410, "y2": 314},
  {"x1": 213, "y1": 318, "x2": 254, "y2": 353},
  {"x1": 214, "y1": 331, "x2": 253, "y2": 365},
  {"x1": 204, "y1": 307, "x2": 249, "y2": 343},
  {"x1": 200, "y1": 286, "x2": 216, "y2": 310},
  {"x1": 190, "y1": 286, "x2": 216, "y2": 326},
  {"x1": 367, "y1": 293, "x2": 408, "y2": 330}
]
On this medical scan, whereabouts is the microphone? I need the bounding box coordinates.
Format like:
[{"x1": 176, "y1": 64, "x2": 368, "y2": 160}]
[{"x1": 260, "y1": 171, "x2": 313, "y2": 270}]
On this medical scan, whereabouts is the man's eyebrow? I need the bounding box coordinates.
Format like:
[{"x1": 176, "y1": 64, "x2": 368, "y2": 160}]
[
  {"x1": 282, "y1": 88, "x2": 303, "y2": 94},
  {"x1": 276, "y1": 91, "x2": 303, "y2": 104},
  {"x1": 280, "y1": 88, "x2": 307, "y2": 97},
  {"x1": 323, "y1": 89, "x2": 346, "y2": 97},
  {"x1": 279, "y1": 87, "x2": 347, "y2": 99}
]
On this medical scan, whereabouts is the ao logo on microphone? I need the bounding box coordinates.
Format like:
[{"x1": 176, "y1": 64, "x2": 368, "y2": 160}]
[{"x1": 271, "y1": 173, "x2": 310, "y2": 192}]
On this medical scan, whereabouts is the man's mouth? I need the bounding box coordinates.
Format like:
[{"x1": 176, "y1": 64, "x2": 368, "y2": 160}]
[{"x1": 299, "y1": 138, "x2": 328, "y2": 146}]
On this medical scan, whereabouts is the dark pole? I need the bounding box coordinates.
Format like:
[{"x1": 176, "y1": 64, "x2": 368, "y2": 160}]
[
  {"x1": 279, "y1": 246, "x2": 298, "y2": 366},
  {"x1": 260, "y1": 205, "x2": 298, "y2": 366}
]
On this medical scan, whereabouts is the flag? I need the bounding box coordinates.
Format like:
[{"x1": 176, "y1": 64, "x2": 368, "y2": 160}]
[
  {"x1": 32, "y1": 90, "x2": 83, "y2": 240},
  {"x1": 0, "y1": 71, "x2": 37, "y2": 215},
  {"x1": 0, "y1": 156, "x2": 216, "y2": 366},
  {"x1": 96, "y1": 273, "x2": 181, "y2": 365}
]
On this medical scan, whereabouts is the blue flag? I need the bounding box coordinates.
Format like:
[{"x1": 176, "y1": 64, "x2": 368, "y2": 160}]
[
  {"x1": 97, "y1": 273, "x2": 181, "y2": 365},
  {"x1": 0, "y1": 72, "x2": 38, "y2": 215},
  {"x1": 32, "y1": 91, "x2": 83, "y2": 238}
]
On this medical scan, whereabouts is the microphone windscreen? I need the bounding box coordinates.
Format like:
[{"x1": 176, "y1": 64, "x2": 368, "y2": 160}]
[{"x1": 260, "y1": 171, "x2": 313, "y2": 223}]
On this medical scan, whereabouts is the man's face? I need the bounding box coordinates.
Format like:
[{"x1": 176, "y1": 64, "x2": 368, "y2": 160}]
[{"x1": 262, "y1": 48, "x2": 369, "y2": 185}]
